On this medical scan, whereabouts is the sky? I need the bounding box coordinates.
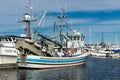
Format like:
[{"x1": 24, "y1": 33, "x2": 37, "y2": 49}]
[{"x1": 1, "y1": 0, "x2": 120, "y2": 44}]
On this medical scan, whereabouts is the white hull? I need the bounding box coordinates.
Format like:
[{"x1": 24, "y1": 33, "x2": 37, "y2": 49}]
[
  {"x1": 0, "y1": 47, "x2": 18, "y2": 64},
  {"x1": 17, "y1": 53, "x2": 88, "y2": 69},
  {"x1": 0, "y1": 35, "x2": 19, "y2": 65},
  {"x1": 0, "y1": 55, "x2": 17, "y2": 64},
  {"x1": 90, "y1": 52, "x2": 106, "y2": 57},
  {"x1": 18, "y1": 61, "x2": 85, "y2": 69}
]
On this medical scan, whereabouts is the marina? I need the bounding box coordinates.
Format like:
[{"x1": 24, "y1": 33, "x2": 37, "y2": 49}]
[{"x1": 0, "y1": 0, "x2": 120, "y2": 80}]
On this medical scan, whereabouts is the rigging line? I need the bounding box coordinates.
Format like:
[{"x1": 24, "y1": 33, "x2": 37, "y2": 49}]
[
  {"x1": 90, "y1": 27, "x2": 92, "y2": 45},
  {"x1": 57, "y1": 0, "x2": 59, "y2": 16},
  {"x1": 36, "y1": 0, "x2": 39, "y2": 16},
  {"x1": 64, "y1": 0, "x2": 67, "y2": 14},
  {"x1": 81, "y1": 24, "x2": 85, "y2": 34},
  {"x1": 15, "y1": 8, "x2": 18, "y2": 22},
  {"x1": 20, "y1": 0, "x2": 24, "y2": 16}
]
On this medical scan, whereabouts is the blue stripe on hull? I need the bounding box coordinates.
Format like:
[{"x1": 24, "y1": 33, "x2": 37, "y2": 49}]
[{"x1": 17, "y1": 57, "x2": 86, "y2": 64}]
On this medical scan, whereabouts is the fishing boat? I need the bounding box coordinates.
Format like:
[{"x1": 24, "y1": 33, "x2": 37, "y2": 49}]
[
  {"x1": 17, "y1": 53, "x2": 87, "y2": 69},
  {"x1": 0, "y1": 35, "x2": 19, "y2": 64},
  {"x1": 15, "y1": 1, "x2": 89, "y2": 69}
]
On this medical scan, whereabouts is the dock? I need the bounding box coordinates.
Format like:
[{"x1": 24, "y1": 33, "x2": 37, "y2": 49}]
[{"x1": 0, "y1": 63, "x2": 18, "y2": 69}]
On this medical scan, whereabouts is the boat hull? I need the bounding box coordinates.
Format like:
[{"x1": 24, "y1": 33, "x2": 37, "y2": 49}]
[
  {"x1": 0, "y1": 55, "x2": 17, "y2": 64},
  {"x1": 0, "y1": 46, "x2": 18, "y2": 64},
  {"x1": 17, "y1": 53, "x2": 88, "y2": 69},
  {"x1": 18, "y1": 61, "x2": 85, "y2": 69}
]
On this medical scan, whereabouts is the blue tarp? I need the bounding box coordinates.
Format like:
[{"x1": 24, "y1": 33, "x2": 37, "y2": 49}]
[{"x1": 112, "y1": 50, "x2": 120, "y2": 53}]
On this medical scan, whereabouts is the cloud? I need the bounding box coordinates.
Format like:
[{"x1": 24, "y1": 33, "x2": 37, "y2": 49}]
[
  {"x1": 1, "y1": 0, "x2": 120, "y2": 44},
  {"x1": 65, "y1": 0, "x2": 120, "y2": 11},
  {"x1": 34, "y1": 10, "x2": 120, "y2": 36},
  {"x1": 47, "y1": 10, "x2": 120, "y2": 18},
  {"x1": 21, "y1": 0, "x2": 120, "y2": 12}
]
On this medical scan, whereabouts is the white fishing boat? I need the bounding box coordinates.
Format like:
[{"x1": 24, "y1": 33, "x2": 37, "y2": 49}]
[
  {"x1": 15, "y1": 1, "x2": 89, "y2": 69},
  {"x1": 0, "y1": 35, "x2": 19, "y2": 64},
  {"x1": 17, "y1": 53, "x2": 88, "y2": 69}
]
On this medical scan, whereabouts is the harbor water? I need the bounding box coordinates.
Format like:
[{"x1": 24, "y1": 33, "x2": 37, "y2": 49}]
[{"x1": 0, "y1": 57, "x2": 120, "y2": 80}]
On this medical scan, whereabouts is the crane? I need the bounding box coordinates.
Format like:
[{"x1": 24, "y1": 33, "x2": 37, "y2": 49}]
[{"x1": 32, "y1": 10, "x2": 47, "y2": 39}]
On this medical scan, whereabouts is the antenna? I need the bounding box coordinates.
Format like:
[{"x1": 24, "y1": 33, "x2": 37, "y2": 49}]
[
  {"x1": 90, "y1": 27, "x2": 92, "y2": 45},
  {"x1": 64, "y1": 4, "x2": 67, "y2": 14},
  {"x1": 15, "y1": 8, "x2": 18, "y2": 22},
  {"x1": 25, "y1": 0, "x2": 33, "y2": 16},
  {"x1": 57, "y1": 0, "x2": 59, "y2": 16},
  {"x1": 36, "y1": 0, "x2": 39, "y2": 16},
  {"x1": 69, "y1": 20, "x2": 74, "y2": 33},
  {"x1": 27, "y1": 0, "x2": 32, "y2": 10}
]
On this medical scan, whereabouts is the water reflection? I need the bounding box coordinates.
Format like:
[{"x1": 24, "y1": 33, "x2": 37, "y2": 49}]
[
  {"x1": 17, "y1": 66, "x2": 86, "y2": 80},
  {"x1": 0, "y1": 69, "x2": 17, "y2": 80},
  {"x1": 86, "y1": 57, "x2": 120, "y2": 80},
  {"x1": 1, "y1": 57, "x2": 120, "y2": 80}
]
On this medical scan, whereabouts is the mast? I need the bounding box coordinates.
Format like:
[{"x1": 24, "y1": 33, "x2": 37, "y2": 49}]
[
  {"x1": 18, "y1": 0, "x2": 36, "y2": 38},
  {"x1": 99, "y1": 32, "x2": 106, "y2": 48},
  {"x1": 57, "y1": 8, "x2": 67, "y2": 46}
]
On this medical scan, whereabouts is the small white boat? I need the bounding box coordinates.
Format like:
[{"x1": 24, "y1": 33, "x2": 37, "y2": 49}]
[
  {"x1": 90, "y1": 49, "x2": 120, "y2": 58},
  {"x1": 110, "y1": 49, "x2": 120, "y2": 58},
  {"x1": 90, "y1": 52, "x2": 107, "y2": 57}
]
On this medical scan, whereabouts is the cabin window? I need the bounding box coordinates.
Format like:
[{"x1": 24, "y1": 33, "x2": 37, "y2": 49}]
[
  {"x1": 68, "y1": 35, "x2": 72, "y2": 40},
  {"x1": 70, "y1": 36, "x2": 72, "y2": 40},
  {"x1": 81, "y1": 34, "x2": 85, "y2": 41},
  {"x1": 1, "y1": 38, "x2": 5, "y2": 41},
  {"x1": 74, "y1": 36, "x2": 76, "y2": 40},
  {"x1": 8, "y1": 38, "x2": 11, "y2": 41},
  {"x1": 5, "y1": 37, "x2": 8, "y2": 41},
  {"x1": 13, "y1": 38, "x2": 15, "y2": 41},
  {"x1": 78, "y1": 36, "x2": 80, "y2": 40}
]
